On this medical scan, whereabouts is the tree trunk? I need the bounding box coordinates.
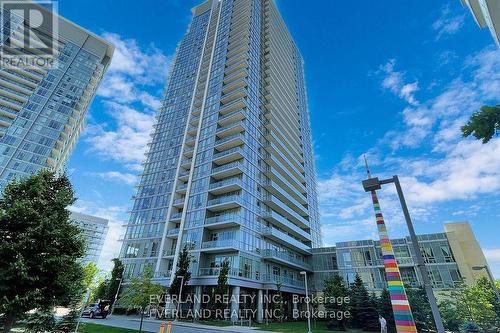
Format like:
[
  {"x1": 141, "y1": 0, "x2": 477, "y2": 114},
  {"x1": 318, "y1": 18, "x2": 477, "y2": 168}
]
[
  {"x1": 138, "y1": 309, "x2": 144, "y2": 333},
  {"x1": 2, "y1": 313, "x2": 15, "y2": 333}
]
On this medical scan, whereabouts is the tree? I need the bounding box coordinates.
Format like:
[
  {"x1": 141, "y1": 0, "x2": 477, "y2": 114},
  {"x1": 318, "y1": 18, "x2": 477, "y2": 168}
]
[
  {"x1": 0, "y1": 170, "x2": 85, "y2": 333},
  {"x1": 377, "y1": 289, "x2": 396, "y2": 333},
  {"x1": 272, "y1": 282, "x2": 285, "y2": 323},
  {"x1": 323, "y1": 274, "x2": 349, "y2": 331},
  {"x1": 406, "y1": 286, "x2": 435, "y2": 332},
  {"x1": 439, "y1": 299, "x2": 462, "y2": 332},
  {"x1": 92, "y1": 277, "x2": 110, "y2": 302},
  {"x1": 120, "y1": 266, "x2": 165, "y2": 332},
  {"x1": 461, "y1": 105, "x2": 500, "y2": 143},
  {"x1": 213, "y1": 260, "x2": 230, "y2": 312},
  {"x1": 106, "y1": 258, "x2": 124, "y2": 301},
  {"x1": 169, "y1": 245, "x2": 191, "y2": 298}
]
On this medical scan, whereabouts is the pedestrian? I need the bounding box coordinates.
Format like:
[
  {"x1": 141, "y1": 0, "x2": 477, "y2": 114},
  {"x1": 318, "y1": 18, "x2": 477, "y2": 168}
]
[{"x1": 379, "y1": 314, "x2": 387, "y2": 333}]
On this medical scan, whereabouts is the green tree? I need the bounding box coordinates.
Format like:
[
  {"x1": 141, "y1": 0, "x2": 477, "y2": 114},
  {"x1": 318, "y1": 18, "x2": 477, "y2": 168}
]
[
  {"x1": 106, "y1": 258, "x2": 124, "y2": 301},
  {"x1": 461, "y1": 105, "x2": 500, "y2": 143},
  {"x1": 439, "y1": 299, "x2": 462, "y2": 332},
  {"x1": 406, "y1": 286, "x2": 435, "y2": 332},
  {"x1": 348, "y1": 274, "x2": 364, "y2": 328},
  {"x1": 169, "y1": 245, "x2": 191, "y2": 298},
  {"x1": 92, "y1": 277, "x2": 110, "y2": 302},
  {"x1": 0, "y1": 170, "x2": 85, "y2": 333},
  {"x1": 213, "y1": 260, "x2": 230, "y2": 311},
  {"x1": 323, "y1": 274, "x2": 349, "y2": 331},
  {"x1": 120, "y1": 266, "x2": 165, "y2": 332},
  {"x1": 377, "y1": 289, "x2": 396, "y2": 333},
  {"x1": 272, "y1": 282, "x2": 285, "y2": 323}
]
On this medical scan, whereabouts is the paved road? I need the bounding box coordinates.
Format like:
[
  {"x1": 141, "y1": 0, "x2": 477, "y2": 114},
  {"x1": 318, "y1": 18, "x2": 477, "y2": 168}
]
[{"x1": 80, "y1": 316, "x2": 272, "y2": 333}]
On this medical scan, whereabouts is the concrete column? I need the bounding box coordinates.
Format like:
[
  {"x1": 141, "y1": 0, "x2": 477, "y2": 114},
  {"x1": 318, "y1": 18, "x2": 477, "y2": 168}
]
[
  {"x1": 257, "y1": 289, "x2": 263, "y2": 323},
  {"x1": 230, "y1": 286, "x2": 240, "y2": 323},
  {"x1": 193, "y1": 285, "x2": 202, "y2": 319}
]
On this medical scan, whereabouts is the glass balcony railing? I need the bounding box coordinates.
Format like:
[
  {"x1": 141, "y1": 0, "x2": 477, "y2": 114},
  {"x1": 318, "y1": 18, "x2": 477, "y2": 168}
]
[
  {"x1": 207, "y1": 194, "x2": 241, "y2": 207},
  {"x1": 261, "y1": 249, "x2": 311, "y2": 270},
  {"x1": 205, "y1": 214, "x2": 241, "y2": 226},
  {"x1": 262, "y1": 274, "x2": 305, "y2": 288},
  {"x1": 202, "y1": 239, "x2": 239, "y2": 250},
  {"x1": 261, "y1": 227, "x2": 310, "y2": 252},
  {"x1": 209, "y1": 177, "x2": 242, "y2": 191},
  {"x1": 211, "y1": 161, "x2": 244, "y2": 175}
]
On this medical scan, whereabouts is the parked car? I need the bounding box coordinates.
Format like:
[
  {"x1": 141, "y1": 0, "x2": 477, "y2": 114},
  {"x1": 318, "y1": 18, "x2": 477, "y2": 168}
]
[{"x1": 81, "y1": 300, "x2": 111, "y2": 319}]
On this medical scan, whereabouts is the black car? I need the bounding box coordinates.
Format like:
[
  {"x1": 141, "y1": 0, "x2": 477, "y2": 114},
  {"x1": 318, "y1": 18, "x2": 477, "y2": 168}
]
[{"x1": 81, "y1": 300, "x2": 111, "y2": 319}]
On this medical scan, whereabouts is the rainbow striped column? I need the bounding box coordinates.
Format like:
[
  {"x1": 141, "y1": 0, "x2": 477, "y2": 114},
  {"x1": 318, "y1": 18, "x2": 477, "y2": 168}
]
[{"x1": 370, "y1": 190, "x2": 417, "y2": 333}]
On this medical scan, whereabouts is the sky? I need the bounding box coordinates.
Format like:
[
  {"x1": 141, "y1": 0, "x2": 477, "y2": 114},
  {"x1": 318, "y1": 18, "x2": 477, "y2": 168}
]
[{"x1": 57, "y1": 0, "x2": 500, "y2": 277}]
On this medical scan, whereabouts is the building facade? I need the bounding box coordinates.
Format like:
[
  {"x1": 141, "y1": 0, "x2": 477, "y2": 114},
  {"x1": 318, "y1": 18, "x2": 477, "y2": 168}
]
[
  {"x1": 71, "y1": 211, "x2": 109, "y2": 266},
  {"x1": 312, "y1": 222, "x2": 491, "y2": 293},
  {"x1": 0, "y1": 4, "x2": 114, "y2": 190},
  {"x1": 461, "y1": 0, "x2": 500, "y2": 45},
  {"x1": 120, "y1": 0, "x2": 321, "y2": 317}
]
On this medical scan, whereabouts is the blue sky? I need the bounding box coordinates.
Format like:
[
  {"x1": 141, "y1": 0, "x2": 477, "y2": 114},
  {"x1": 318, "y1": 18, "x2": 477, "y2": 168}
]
[{"x1": 58, "y1": 0, "x2": 500, "y2": 277}]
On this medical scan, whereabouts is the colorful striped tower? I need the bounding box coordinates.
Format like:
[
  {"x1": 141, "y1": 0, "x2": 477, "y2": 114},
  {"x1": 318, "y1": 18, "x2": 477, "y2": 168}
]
[{"x1": 370, "y1": 190, "x2": 417, "y2": 333}]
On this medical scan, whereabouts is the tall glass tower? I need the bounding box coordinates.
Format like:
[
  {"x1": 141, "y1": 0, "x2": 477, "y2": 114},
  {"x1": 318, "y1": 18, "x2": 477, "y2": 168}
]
[
  {"x1": 0, "y1": 4, "x2": 114, "y2": 190},
  {"x1": 120, "y1": 0, "x2": 321, "y2": 318}
]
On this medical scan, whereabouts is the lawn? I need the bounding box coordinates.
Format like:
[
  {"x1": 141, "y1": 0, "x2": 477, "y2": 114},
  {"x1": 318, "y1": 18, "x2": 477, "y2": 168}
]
[
  {"x1": 78, "y1": 323, "x2": 140, "y2": 333},
  {"x1": 255, "y1": 321, "x2": 365, "y2": 333}
]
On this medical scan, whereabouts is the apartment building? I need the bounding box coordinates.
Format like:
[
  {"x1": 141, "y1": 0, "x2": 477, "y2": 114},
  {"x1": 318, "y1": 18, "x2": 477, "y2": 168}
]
[
  {"x1": 0, "y1": 2, "x2": 113, "y2": 190},
  {"x1": 71, "y1": 211, "x2": 109, "y2": 266},
  {"x1": 120, "y1": 0, "x2": 321, "y2": 321}
]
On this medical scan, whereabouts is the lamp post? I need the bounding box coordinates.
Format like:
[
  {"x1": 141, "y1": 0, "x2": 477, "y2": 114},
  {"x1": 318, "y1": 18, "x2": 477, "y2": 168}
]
[
  {"x1": 175, "y1": 275, "x2": 185, "y2": 321},
  {"x1": 362, "y1": 168, "x2": 445, "y2": 333},
  {"x1": 472, "y1": 265, "x2": 500, "y2": 303},
  {"x1": 110, "y1": 276, "x2": 123, "y2": 316},
  {"x1": 300, "y1": 271, "x2": 312, "y2": 333}
]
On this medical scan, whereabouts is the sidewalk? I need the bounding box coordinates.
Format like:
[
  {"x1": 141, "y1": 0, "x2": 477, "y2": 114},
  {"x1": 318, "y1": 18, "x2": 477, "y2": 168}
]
[{"x1": 84, "y1": 315, "x2": 274, "y2": 333}]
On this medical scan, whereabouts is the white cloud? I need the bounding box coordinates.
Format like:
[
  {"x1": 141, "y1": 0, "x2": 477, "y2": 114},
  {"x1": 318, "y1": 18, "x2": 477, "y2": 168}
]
[
  {"x1": 484, "y1": 249, "x2": 500, "y2": 263},
  {"x1": 91, "y1": 171, "x2": 138, "y2": 185},
  {"x1": 380, "y1": 59, "x2": 419, "y2": 105},
  {"x1": 319, "y1": 47, "x2": 500, "y2": 247},
  {"x1": 85, "y1": 102, "x2": 155, "y2": 170},
  {"x1": 85, "y1": 32, "x2": 172, "y2": 171},
  {"x1": 432, "y1": 5, "x2": 465, "y2": 40}
]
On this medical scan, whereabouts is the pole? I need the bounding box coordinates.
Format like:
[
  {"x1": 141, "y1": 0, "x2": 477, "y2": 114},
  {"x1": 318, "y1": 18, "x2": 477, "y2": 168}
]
[
  {"x1": 110, "y1": 277, "x2": 123, "y2": 316},
  {"x1": 393, "y1": 175, "x2": 445, "y2": 333},
  {"x1": 484, "y1": 266, "x2": 500, "y2": 304},
  {"x1": 75, "y1": 288, "x2": 91, "y2": 333},
  {"x1": 303, "y1": 274, "x2": 312, "y2": 333},
  {"x1": 176, "y1": 276, "x2": 184, "y2": 321}
]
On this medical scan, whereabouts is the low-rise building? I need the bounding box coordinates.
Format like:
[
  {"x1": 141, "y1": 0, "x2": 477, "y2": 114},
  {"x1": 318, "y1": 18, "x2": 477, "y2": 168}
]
[{"x1": 311, "y1": 222, "x2": 490, "y2": 293}]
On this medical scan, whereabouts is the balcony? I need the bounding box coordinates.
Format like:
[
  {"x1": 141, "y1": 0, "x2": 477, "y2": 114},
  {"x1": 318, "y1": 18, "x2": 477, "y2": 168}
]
[
  {"x1": 163, "y1": 249, "x2": 176, "y2": 258},
  {"x1": 262, "y1": 274, "x2": 304, "y2": 288},
  {"x1": 261, "y1": 249, "x2": 312, "y2": 271},
  {"x1": 216, "y1": 120, "x2": 245, "y2": 137},
  {"x1": 211, "y1": 161, "x2": 244, "y2": 180},
  {"x1": 213, "y1": 147, "x2": 244, "y2": 165},
  {"x1": 208, "y1": 177, "x2": 243, "y2": 195},
  {"x1": 153, "y1": 270, "x2": 172, "y2": 279},
  {"x1": 222, "y1": 77, "x2": 247, "y2": 94},
  {"x1": 176, "y1": 183, "x2": 188, "y2": 193},
  {"x1": 201, "y1": 239, "x2": 239, "y2": 253},
  {"x1": 204, "y1": 214, "x2": 241, "y2": 230},
  {"x1": 219, "y1": 97, "x2": 246, "y2": 115},
  {"x1": 261, "y1": 210, "x2": 310, "y2": 241},
  {"x1": 167, "y1": 228, "x2": 180, "y2": 238},
  {"x1": 173, "y1": 198, "x2": 185, "y2": 208},
  {"x1": 206, "y1": 194, "x2": 242, "y2": 211},
  {"x1": 215, "y1": 133, "x2": 245, "y2": 151},
  {"x1": 263, "y1": 179, "x2": 308, "y2": 217},
  {"x1": 179, "y1": 170, "x2": 190, "y2": 181},
  {"x1": 217, "y1": 108, "x2": 246, "y2": 126},
  {"x1": 170, "y1": 212, "x2": 182, "y2": 221},
  {"x1": 261, "y1": 227, "x2": 310, "y2": 254},
  {"x1": 262, "y1": 194, "x2": 309, "y2": 229},
  {"x1": 220, "y1": 87, "x2": 247, "y2": 105},
  {"x1": 199, "y1": 267, "x2": 256, "y2": 280},
  {"x1": 181, "y1": 158, "x2": 192, "y2": 168}
]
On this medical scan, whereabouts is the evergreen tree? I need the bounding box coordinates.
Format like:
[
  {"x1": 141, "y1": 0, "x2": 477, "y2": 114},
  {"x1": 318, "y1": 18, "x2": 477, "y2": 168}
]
[
  {"x1": 323, "y1": 274, "x2": 349, "y2": 331},
  {"x1": 93, "y1": 278, "x2": 110, "y2": 302},
  {"x1": 213, "y1": 260, "x2": 230, "y2": 311},
  {"x1": 272, "y1": 283, "x2": 285, "y2": 322},
  {"x1": 377, "y1": 289, "x2": 396, "y2": 333},
  {"x1": 169, "y1": 245, "x2": 192, "y2": 298},
  {"x1": 0, "y1": 171, "x2": 85, "y2": 333},
  {"x1": 348, "y1": 274, "x2": 378, "y2": 331},
  {"x1": 406, "y1": 286, "x2": 435, "y2": 332}
]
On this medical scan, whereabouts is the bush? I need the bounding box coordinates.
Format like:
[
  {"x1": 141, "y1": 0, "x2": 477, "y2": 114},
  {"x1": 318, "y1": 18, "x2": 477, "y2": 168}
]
[{"x1": 461, "y1": 322, "x2": 481, "y2": 333}]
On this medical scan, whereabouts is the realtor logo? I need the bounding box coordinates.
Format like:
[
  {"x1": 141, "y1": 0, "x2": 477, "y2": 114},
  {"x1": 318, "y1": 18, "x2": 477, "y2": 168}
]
[{"x1": 0, "y1": 1, "x2": 58, "y2": 68}]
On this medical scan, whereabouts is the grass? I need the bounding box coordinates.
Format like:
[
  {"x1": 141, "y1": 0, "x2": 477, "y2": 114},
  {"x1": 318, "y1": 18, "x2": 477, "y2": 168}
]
[
  {"x1": 78, "y1": 323, "x2": 141, "y2": 333},
  {"x1": 254, "y1": 321, "x2": 365, "y2": 333}
]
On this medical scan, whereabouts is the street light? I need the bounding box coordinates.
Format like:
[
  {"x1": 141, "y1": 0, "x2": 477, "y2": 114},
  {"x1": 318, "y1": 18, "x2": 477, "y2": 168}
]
[
  {"x1": 362, "y1": 173, "x2": 445, "y2": 333},
  {"x1": 110, "y1": 276, "x2": 123, "y2": 316},
  {"x1": 175, "y1": 275, "x2": 185, "y2": 321},
  {"x1": 472, "y1": 265, "x2": 500, "y2": 303},
  {"x1": 300, "y1": 271, "x2": 312, "y2": 333}
]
